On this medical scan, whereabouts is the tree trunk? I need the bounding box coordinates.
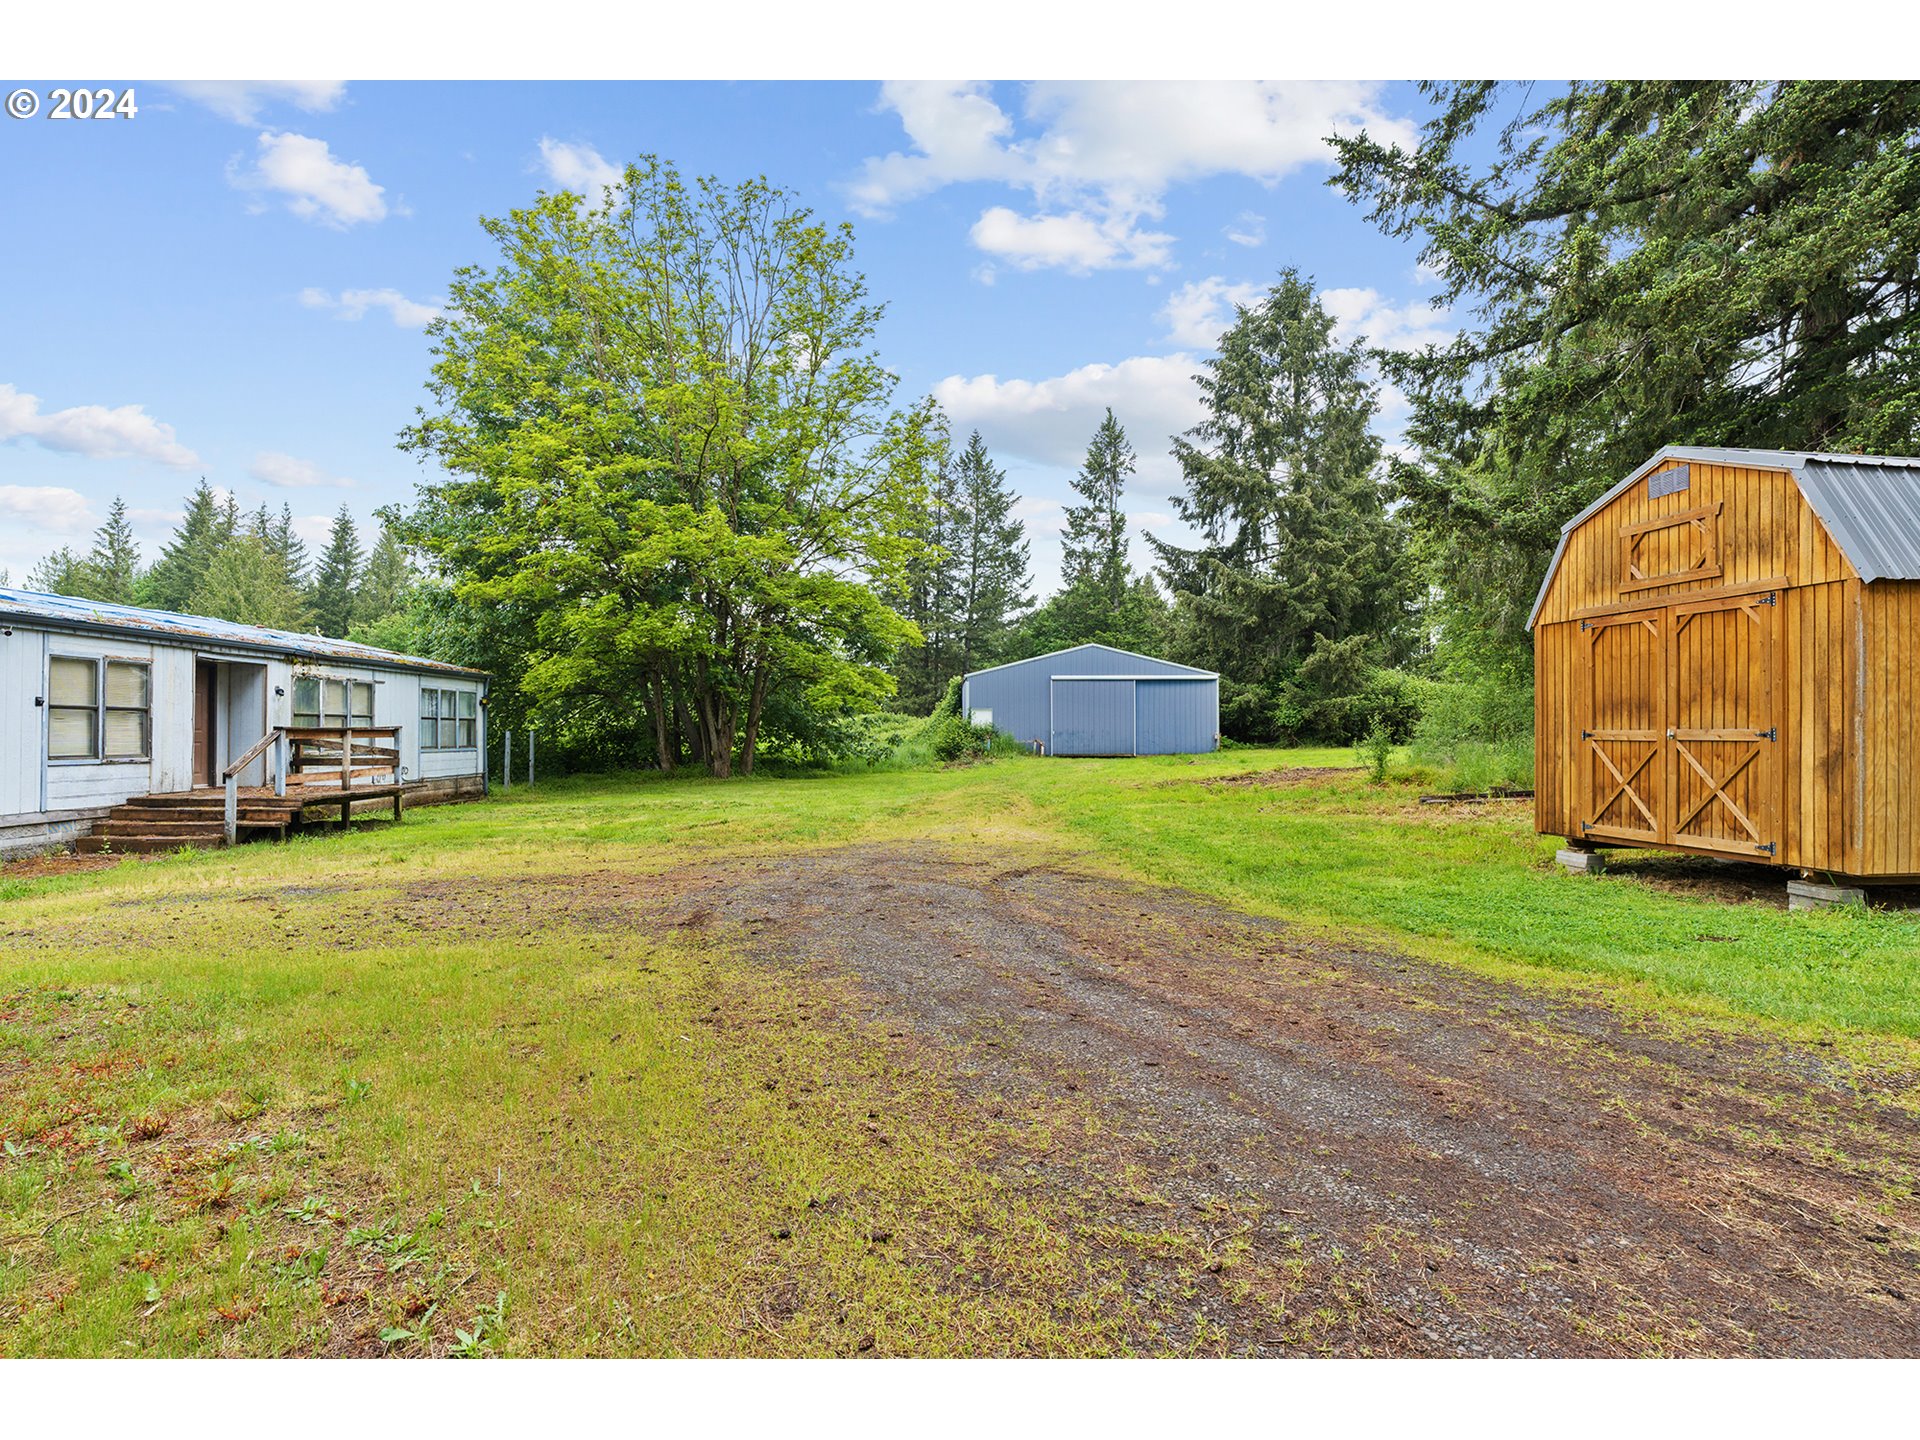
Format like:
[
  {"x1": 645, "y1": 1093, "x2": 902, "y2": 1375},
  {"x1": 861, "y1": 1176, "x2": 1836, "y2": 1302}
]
[
  {"x1": 739, "y1": 666, "x2": 771, "y2": 775},
  {"x1": 673, "y1": 680, "x2": 703, "y2": 767},
  {"x1": 647, "y1": 668, "x2": 674, "y2": 773}
]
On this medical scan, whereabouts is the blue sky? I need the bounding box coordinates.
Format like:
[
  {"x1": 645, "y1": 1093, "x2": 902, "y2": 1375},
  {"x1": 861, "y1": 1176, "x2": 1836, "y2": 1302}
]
[{"x1": 0, "y1": 80, "x2": 1455, "y2": 595}]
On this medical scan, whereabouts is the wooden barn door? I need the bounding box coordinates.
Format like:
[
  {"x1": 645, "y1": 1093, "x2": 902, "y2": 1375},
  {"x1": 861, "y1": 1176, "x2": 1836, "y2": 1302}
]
[
  {"x1": 1667, "y1": 593, "x2": 1779, "y2": 859},
  {"x1": 1580, "y1": 594, "x2": 1781, "y2": 858},
  {"x1": 1581, "y1": 611, "x2": 1666, "y2": 846}
]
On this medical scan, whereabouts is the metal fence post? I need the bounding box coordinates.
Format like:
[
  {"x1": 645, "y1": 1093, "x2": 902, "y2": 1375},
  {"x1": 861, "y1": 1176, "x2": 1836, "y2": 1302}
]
[
  {"x1": 503, "y1": 729, "x2": 512, "y2": 792},
  {"x1": 528, "y1": 729, "x2": 535, "y2": 787}
]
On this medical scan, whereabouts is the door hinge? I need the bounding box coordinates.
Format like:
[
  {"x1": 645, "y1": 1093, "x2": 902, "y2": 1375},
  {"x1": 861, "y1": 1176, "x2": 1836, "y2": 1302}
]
[
  {"x1": 1581, "y1": 729, "x2": 1593, "y2": 739},
  {"x1": 1758, "y1": 841, "x2": 1777, "y2": 856},
  {"x1": 1757, "y1": 591, "x2": 1778, "y2": 606},
  {"x1": 1757, "y1": 726, "x2": 1777, "y2": 741},
  {"x1": 1579, "y1": 619, "x2": 1590, "y2": 631}
]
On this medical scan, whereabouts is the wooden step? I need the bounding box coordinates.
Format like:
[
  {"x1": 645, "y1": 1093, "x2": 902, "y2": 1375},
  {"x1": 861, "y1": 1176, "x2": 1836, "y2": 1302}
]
[
  {"x1": 76, "y1": 834, "x2": 225, "y2": 854},
  {"x1": 94, "y1": 818, "x2": 229, "y2": 838}
]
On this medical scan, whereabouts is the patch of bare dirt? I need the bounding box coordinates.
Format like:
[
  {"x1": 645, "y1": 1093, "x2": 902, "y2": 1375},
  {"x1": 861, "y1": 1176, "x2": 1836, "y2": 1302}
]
[
  {"x1": 0, "y1": 851, "x2": 145, "y2": 883},
  {"x1": 1608, "y1": 854, "x2": 1920, "y2": 912},
  {"x1": 1211, "y1": 766, "x2": 1364, "y2": 788}
]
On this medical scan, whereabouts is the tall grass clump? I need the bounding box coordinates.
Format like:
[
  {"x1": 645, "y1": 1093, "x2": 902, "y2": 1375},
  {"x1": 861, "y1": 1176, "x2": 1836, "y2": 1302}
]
[{"x1": 1407, "y1": 677, "x2": 1534, "y2": 792}]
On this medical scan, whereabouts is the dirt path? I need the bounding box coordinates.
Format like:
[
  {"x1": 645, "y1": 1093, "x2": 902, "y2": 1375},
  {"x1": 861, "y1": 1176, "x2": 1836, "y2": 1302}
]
[{"x1": 649, "y1": 845, "x2": 1920, "y2": 1356}]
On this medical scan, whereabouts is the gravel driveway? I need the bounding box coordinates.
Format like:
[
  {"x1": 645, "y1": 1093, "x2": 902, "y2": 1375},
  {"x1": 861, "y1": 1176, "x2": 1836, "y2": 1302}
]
[{"x1": 661, "y1": 844, "x2": 1920, "y2": 1356}]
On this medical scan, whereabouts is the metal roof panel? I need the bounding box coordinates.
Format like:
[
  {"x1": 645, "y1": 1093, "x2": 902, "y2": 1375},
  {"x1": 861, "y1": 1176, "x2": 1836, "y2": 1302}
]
[{"x1": 0, "y1": 587, "x2": 488, "y2": 677}]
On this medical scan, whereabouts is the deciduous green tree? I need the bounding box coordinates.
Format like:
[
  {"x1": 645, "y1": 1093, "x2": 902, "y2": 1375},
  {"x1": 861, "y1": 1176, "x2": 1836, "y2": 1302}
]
[{"x1": 396, "y1": 157, "x2": 937, "y2": 776}]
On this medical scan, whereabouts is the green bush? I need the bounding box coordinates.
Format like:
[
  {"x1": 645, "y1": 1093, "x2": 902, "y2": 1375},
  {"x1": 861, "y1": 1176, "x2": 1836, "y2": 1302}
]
[
  {"x1": 1407, "y1": 676, "x2": 1534, "y2": 791},
  {"x1": 927, "y1": 712, "x2": 1000, "y2": 763},
  {"x1": 1354, "y1": 717, "x2": 1395, "y2": 784}
]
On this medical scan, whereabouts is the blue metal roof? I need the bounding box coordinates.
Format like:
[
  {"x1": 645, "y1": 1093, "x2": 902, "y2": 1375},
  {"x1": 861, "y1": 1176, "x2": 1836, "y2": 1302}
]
[
  {"x1": 1527, "y1": 446, "x2": 1920, "y2": 628},
  {"x1": 0, "y1": 586, "x2": 486, "y2": 677}
]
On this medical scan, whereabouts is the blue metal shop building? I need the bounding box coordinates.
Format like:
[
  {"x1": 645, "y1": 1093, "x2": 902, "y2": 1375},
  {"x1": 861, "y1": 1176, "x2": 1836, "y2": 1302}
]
[{"x1": 959, "y1": 644, "x2": 1219, "y2": 757}]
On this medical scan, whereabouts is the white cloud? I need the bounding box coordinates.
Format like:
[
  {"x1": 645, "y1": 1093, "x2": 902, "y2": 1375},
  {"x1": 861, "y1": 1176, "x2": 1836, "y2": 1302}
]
[
  {"x1": 231, "y1": 131, "x2": 389, "y2": 228},
  {"x1": 0, "y1": 384, "x2": 199, "y2": 468},
  {"x1": 1319, "y1": 286, "x2": 1457, "y2": 352},
  {"x1": 970, "y1": 206, "x2": 1172, "y2": 273},
  {"x1": 849, "y1": 81, "x2": 1414, "y2": 272},
  {"x1": 933, "y1": 352, "x2": 1204, "y2": 496},
  {"x1": 249, "y1": 451, "x2": 356, "y2": 490},
  {"x1": 538, "y1": 138, "x2": 622, "y2": 198},
  {"x1": 1225, "y1": 211, "x2": 1266, "y2": 247},
  {"x1": 1010, "y1": 496, "x2": 1065, "y2": 535},
  {"x1": 290, "y1": 513, "x2": 341, "y2": 549},
  {"x1": 0, "y1": 484, "x2": 92, "y2": 535},
  {"x1": 1160, "y1": 277, "x2": 1267, "y2": 350},
  {"x1": 299, "y1": 286, "x2": 443, "y2": 328},
  {"x1": 173, "y1": 82, "x2": 346, "y2": 125}
]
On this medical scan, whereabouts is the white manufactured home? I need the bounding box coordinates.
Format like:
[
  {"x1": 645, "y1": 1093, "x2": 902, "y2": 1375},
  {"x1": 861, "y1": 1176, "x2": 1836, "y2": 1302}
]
[{"x1": 0, "y1": 587, "x2": 489, "y2": 859}]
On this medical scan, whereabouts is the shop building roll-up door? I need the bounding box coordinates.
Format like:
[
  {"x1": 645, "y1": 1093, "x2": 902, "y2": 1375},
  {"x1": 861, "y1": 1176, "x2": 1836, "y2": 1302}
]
[{"x1": 1050, "y1": 678, "x2": 1134, "y2": 756}]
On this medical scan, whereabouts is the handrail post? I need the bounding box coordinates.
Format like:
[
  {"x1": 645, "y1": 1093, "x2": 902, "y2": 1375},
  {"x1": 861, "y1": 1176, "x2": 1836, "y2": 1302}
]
[
  {"x1": 273, "y1": 729, "x2": 287, "y2": 797},
  {"x1": 224, "y1": 773, "x2": 238, "y2": 847},
  {"x1": 341, "y1": 728, "x2": 354, "y2": 794}
]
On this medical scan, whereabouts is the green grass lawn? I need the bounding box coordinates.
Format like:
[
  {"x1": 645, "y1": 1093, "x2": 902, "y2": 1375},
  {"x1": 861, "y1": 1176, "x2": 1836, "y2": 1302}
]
[{"x1": 5, "y1": 746, "x2": 1918, "y2": 1355}]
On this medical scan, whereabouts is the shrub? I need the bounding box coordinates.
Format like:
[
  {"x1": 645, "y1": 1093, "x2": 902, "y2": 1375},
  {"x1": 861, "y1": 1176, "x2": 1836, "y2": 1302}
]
[
  {"x1": 1407, "y1": 676, "x2": 1534, "y2": 791},
  {"x1": 928, "y1": 713, "x2": 999, "y2": 763},
  {"x1": 1355, "y1": 717, "x2": 1395, "y2": 784}
]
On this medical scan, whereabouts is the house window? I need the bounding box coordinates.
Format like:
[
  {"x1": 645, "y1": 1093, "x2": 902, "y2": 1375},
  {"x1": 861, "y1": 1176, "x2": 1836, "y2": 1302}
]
[
  {"x1": 48, "y1": 656, "x2": 150, "y2": 761},
  {"x1": 420, "y1": 687, "x2": 477, "y2": 750},
  {"x1": 293, "y1": 675, "x2": 373, "y2": 728}
]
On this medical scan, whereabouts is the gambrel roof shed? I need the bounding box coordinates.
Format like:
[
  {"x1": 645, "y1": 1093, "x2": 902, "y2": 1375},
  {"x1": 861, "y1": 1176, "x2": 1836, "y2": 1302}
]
[{"x1": 1530, "y1": 446, "x2": 1920, "y2": 881}]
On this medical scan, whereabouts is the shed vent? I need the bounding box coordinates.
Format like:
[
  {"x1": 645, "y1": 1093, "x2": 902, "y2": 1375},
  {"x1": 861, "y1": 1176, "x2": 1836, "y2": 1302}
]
[{"x1": 1648, "y1": 464, "x2": 1690, "y2": 499}]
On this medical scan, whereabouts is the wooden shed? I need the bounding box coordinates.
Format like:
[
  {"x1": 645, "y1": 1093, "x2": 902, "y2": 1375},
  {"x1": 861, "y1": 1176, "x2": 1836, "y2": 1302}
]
[{"x1": 1530, "y1": 446, "x2": 1920, "y2": 883}]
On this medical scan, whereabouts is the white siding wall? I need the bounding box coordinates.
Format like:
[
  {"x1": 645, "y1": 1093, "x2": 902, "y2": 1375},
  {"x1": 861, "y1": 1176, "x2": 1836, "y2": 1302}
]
[{"x1": 4, "y1": 622, "x2": 485, "y2": 827}]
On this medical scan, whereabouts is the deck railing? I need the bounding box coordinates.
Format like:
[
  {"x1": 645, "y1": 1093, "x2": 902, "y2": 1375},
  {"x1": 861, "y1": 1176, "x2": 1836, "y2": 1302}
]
[{"x1": 221, "y1": 725, "x2": 403, "y2": 844}]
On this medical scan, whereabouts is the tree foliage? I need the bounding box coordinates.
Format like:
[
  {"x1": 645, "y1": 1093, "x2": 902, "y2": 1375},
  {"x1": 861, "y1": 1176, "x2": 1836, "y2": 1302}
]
[
  {"x1": 394, "y1": 157, "x2": 938, "y2": 776},
  {"x1": 1331, "y1": 80, "x2": 1920, "y2": 669}
]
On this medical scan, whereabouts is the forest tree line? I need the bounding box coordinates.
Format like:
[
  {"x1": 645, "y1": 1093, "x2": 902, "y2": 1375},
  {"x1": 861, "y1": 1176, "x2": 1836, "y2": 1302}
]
[
  {"x1": 19, "y1": 484, "x2": 416, "y2": 646},
  {"x1": 16, "y1": 82, "x2": 1918, "y2": 779}
]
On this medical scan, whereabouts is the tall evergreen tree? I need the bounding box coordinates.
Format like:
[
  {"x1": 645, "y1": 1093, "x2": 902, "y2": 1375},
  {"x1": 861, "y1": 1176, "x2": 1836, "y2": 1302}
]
[
  {"x1": 25, "y1": 547, "x2": 91, "y2": 596},
  {"x1": 1149, "y1": 271, "x2": 1411, "y2": 740},
  {"x1": 951, "y1": 430, "x2": 1031, "y2": 673},
  {"x1": 883, "y1": 433, "x2": 969, "y2": 714},
  {"x1": 1331, "y1": 80, "x2": 1920, "y2": 671},
  {"x1": 354, "y1": 526, "x2": 413, "y2": 624},
  {"x1": 84, "y1": 496, "x2": 141, "y2": 604},
  {"x1": 1060, "y1": 408, "x2": 1135, "y2": 608},
  {"x1": 310, "y1": 505, "x2": 363, "y2": 637},
  {"x1": 252, "y1": 503, "x2": 309, "y2": 591},
  {"x1": 142, "y1": 479, "x2": 235, "y2": 611},
  {"x1": 187, "y1": 532, "x2": 310, "y2": 630},
  {"x1": 1005, "y1": 409, "x2": 1168, "y2": 661}
]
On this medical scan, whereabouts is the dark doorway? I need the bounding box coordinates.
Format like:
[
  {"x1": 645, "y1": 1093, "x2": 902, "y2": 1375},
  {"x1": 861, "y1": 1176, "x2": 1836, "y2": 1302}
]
[{"x1": 193, "y1": 661, "x2": 217, "y2": 787}]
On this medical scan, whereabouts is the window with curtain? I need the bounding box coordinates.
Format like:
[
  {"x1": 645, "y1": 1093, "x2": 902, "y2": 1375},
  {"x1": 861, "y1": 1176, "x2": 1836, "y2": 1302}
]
[
  {"x1": 47, "y1": 656, "x2": 149, "y2": 761},
  {"x1": 103, "y1": 660, "x2": 150, "y2": 758},
  {"x1": 47, "y1": 656, "x2": 98, "y2": 759}
]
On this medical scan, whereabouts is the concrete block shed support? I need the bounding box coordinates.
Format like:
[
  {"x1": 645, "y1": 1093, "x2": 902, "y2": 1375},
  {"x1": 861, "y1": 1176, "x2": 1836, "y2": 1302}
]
[
  {"x1": 1787, "y1": 878, "x2": 1868, "y2": 911},
  {"x1": 1556, "y1": 848, "x2": 1607, "y2": 876}
]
